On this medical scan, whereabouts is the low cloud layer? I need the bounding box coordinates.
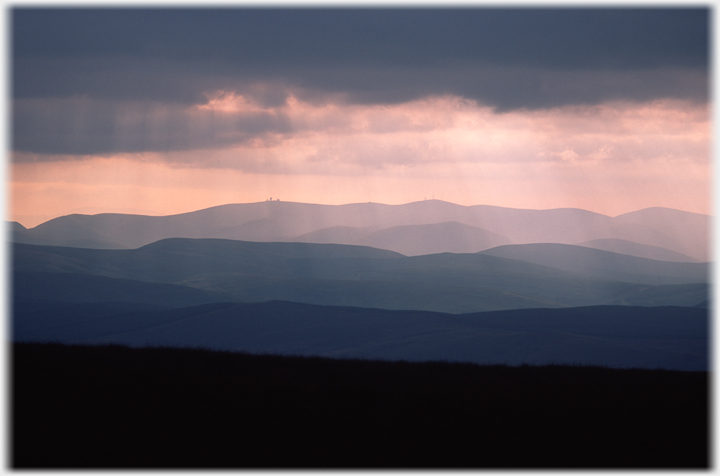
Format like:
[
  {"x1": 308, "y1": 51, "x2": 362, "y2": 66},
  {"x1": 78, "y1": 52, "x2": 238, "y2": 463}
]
[
  {"x1": 14, "y1": 95, "x2": 708, "y2": 175},
  {"x1": 13, "y1": 95, "x2": 292, "y2": 155},
  {"x1": 12, "y1": 8, "x2": 708, "y2": 158},
  {"x1": 13, "y1": 64, "x2": 708, "y2": 157}
]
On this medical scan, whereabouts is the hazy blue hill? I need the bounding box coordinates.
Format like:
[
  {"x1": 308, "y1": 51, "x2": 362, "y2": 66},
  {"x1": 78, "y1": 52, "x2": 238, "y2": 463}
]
[
  {"x1": 612, "y1": 207, "x2": 710, "y2": 261},
  {"x1": 13, "y1": 300, "x2": 173, "y2": 343},
  {"x1": 291, "y1": 225, "x2": 374, "y2": 244},
  {"x1": 14, "y1": 239, "x2": 709, "y2": 313},
  {"x1": 466, "y1": 205, "x2": 616, "y2": 243},
  {"x1": 13, "y1": 239, "x2": 403, "y2": 283},
  {"x1": 216, "y1": 217, "x2": 299, "y2": 241},
  {"x1": 575, "y1": 238, "x2": 700, "y2": 263},
  {"x1": 291, "y1": 221, "x2": 512, "y2": 255},
  {"x1": 26, "y1": 208, "x2": 257, "y2": 249},
  {"x1": 14, "y1": 200, "x2": 710, "y2": 260},
  {"x1": 12, "y1": 300, "x2": 708, "y2": 371},
  {"x1": 12, "y1": 243, "x2": 135, "y2": 277},
  {"x1": 478, "y1": 243, "x2": 708, "y2": 285},
  {"x1": 137, "y1": 236, "x2": 403, "y2": 260},
  {"x1": 183, "y1": 272, "x2": 708, "y2": 313},
  {"x1": 14, "y1": 300, "x2": 238, "y2": 344},
  {"x1": 213, "y1": 201, "x2": 408, "y2": 241},
  {"x1": 352, "y1": 221, "x2": 512, "y2": 255},
  {"x1": 24, "y1": 214, "x2": 133, "y2": 248},
  {"x1": 465, "y1": 205, "x2": 709, "y2": 261},
  {"x1": 13, "y1": 271, "x2": 228, "y2": 307},
  {"x1": 11, "y1": 240, "x2": 628, "y2": 307},
  {"x1": 177, "y1": 273, "x2": 565, "y2": 313},
  {"x1": 10, "y1": 241, "x2": 579, "y2": 313},
  {"x1": 12, "y1": 228, "x2": 52, "y2": 246},
  {"x1": 606, "y1": 283, "x2": 708, "y2": 308},
  {"x1": 25, "y1": 201, "x2": 401, "y2": 248},
  {"x1": 12, "y1": 221, "x2": 127, "y2": 249},
  {"x1": 22, "y1": 200, "x2": 482, "y2": 249},
  {"x1": 615, "y1": 206, "x2": 710, "y2": 223},
  {"x1": 135, "y1": 239, "x2": 406, "y2": 282}
]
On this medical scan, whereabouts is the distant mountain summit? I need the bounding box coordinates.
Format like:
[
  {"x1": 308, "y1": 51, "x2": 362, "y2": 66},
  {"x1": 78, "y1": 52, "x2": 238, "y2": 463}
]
[
  {"x1": 575, "y1": 239, "x2": 699, "y2": 263},
  {"x1": 294, "y1": 221, "x2": 511, "y2": 255},
  {"x1": 12, "y1": 200, "x2": 711, "y2": 261},
  {"x1": 353, "y1": 221, "x2": 511, "y2": 256}
]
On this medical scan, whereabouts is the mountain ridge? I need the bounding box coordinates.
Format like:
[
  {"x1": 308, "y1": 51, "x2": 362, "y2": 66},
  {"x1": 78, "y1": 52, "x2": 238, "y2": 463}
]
[
  {"x1": 14, "y1": 239, "x2": 709, "y2": 313},
  {"x1": 575, "y1": 238, "x2": 699, "y2": 263},
  {"x1": 478, "y1": 243, "x2": 708, "y2": 285},
  {"x1": 12, "y1": 200, "x2": 711, "y2": 260}
]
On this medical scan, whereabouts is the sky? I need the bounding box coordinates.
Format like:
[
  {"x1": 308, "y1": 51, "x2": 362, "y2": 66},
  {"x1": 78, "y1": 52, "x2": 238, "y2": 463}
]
[{"x1": 9, "y1": 7, "x2": 711, "y2": 227}]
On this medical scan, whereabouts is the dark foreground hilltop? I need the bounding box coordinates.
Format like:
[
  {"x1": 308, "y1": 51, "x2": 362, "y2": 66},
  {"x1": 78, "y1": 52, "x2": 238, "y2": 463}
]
[{"x1": 12, "y1": 343, "x2": 708, "y2": 469}]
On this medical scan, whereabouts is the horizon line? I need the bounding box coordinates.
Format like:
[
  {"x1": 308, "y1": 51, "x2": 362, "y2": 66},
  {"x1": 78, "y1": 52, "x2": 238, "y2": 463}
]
[{"x1": 11, "y1": 199, "x2": 710, "y2": 229}]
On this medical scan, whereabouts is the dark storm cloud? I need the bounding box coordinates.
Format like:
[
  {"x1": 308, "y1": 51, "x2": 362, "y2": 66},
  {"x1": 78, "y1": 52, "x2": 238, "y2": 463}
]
[
  {"x1": 11, "y1": 7, "x2": 709, "y2": 156},
  {"x1": 13, "y1": 97, "x2": 293, "y2": 155},
  {"x1": 13, "y1": 8, "x2": 708, "y2": 107}
]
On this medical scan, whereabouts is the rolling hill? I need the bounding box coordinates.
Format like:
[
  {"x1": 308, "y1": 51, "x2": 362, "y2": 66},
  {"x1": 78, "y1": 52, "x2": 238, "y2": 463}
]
[
  {"x1": 351, "y1": 221, "x2": 511, "y2": 255},
  {"x1": 478, "y1": 243, "x2": 708, "y2": 285},
  {"x1": 13, "y1": 300, "x2": 708, "y2": 371},
  {"x1": 12, "y1": 200, "x2": 711, "y2": 261},
  {"x1": 574, "y1": 238, "x2": 699, "y2": 263},
  {"x1": 293, "y1": 221, "x2": 511, "y2": 255},
  {"x1": 11, "y1": 205, "x2": 711, "y2": 375},
  {"x1": 13, "y1": 238, "x2": 709, "y2": 313}
]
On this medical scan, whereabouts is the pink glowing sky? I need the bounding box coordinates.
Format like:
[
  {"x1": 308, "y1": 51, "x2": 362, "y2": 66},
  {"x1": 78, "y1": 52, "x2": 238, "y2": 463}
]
[
  {"x1": 11, "y1": 93, "x2": 709, "y2": 227},
  {"x1": 11, "y1": 8, "x2": 710, "y2": 227}
]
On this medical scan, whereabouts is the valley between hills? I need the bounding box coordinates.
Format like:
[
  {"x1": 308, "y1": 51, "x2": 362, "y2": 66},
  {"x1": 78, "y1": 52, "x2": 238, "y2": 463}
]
[{"x1": 11, "y1": 199, "x2": 710, "y2": 371}]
